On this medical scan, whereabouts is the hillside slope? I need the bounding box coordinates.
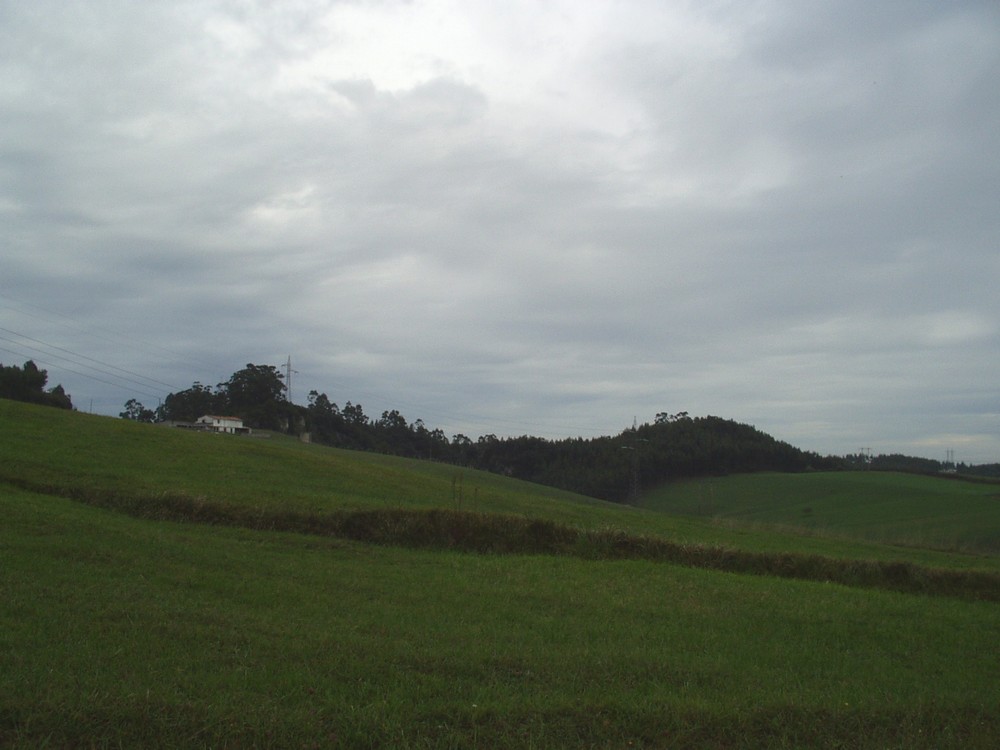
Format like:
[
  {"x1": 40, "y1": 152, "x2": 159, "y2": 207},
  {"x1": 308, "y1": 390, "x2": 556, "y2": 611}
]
[
  {"x1": 3, "y1": 399, "x2": 1000, "y2": 747},
  {"x1": 3, "y1": 398, "x2": 1000, "y2": 574},
  {"x1": 643, "y1": 472, "x2": 1000, "y2": 554}
]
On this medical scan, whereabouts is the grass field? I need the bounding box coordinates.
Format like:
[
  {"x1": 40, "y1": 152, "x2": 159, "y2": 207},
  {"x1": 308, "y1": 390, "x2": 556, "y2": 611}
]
[
  {"x1": 4, "y1": 399, "x2": 998, "y2": 571},
  {"x1": 2, "y1": 399, "x2": 999, "y2": 747},
  {"x1": 642, "y1": 471, "x2": 1000, "y2": 554}
]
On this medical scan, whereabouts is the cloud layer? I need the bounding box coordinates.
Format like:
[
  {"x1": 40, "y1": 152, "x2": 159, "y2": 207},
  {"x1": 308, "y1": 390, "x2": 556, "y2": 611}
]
[{"x1": 2, "y1": 0, "x2": 998, "y2": 462}]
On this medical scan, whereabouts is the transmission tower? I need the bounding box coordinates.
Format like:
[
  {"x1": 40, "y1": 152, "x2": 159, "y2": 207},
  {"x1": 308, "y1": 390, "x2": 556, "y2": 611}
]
[{"x1": 284, "y1": 355, "x2": 298, "y2": 404}]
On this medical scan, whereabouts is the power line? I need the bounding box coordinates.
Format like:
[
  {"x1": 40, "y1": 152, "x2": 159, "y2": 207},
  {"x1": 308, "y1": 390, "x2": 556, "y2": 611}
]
[
  {"x1": 0, "y1": 290, "x2": 222, "y2": 379},
  {"x1": 0, "y1": 292, "x2": 631, "y2": 439},
  {"x1": 0, "y1": 326, "x2": 179, "y2": 392},
  {"x1": 0, "y1": 330, "x2": 176, "y2": 395},
  {"x1": 0, "y1": 344, "x2": 165, "y2": 401}
]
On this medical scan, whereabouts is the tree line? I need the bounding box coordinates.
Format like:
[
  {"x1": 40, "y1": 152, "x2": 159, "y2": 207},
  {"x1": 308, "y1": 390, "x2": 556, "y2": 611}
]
[
  {"x1": 0, "y1": 360, "x2": 73, "y2": 410},
  {"x1": 6, "y1": 359, "x2": 990, "y2": 495},
  {"x1": 121, "y1": 363, "x2": 300, "y2": 432},
  {"x1": 118, "y1": 363, "x2": 844, "y2": 502}
]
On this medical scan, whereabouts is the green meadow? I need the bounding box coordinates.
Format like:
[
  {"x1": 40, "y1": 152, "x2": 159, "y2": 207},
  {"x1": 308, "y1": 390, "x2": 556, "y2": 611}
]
[
  {"x1": 643, "y1": 471, "x2": 1000, "y2": 554},
  {"x1": 2, "y1": 399, "x2": 999, "y2": 748}
]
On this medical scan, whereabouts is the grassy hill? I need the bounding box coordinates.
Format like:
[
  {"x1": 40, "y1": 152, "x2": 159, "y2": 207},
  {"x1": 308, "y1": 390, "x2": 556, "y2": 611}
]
[
  {"x1": 2, "y1": 399, "x2": 999, "y2": 748},
  {"x1": 642, "y1": 471, "x2": 1000, "y2": 554}
]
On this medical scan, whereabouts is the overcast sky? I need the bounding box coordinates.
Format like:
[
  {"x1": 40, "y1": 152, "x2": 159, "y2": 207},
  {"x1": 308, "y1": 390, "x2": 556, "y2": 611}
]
[{"x1": 2, "y1": 0, "x2": 998, "y2": 463}]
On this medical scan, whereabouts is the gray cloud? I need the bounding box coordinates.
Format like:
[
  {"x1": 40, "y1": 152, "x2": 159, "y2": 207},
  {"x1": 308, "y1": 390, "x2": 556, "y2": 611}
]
[{"x1": 1, "y1": 0, "x2": 998, "y2": 462}]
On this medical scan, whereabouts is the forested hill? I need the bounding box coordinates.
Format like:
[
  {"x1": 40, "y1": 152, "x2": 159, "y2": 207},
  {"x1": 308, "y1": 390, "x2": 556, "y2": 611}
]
[
  {"x1": 462, "y1": 415, "x2": 835, "y2": 502},
  {"x1": 118, "y1": 363, "x2": 836, "y2": 502}
]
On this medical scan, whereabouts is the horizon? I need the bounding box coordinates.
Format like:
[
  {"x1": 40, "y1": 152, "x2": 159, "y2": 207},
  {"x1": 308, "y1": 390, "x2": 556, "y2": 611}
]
[{"x1": 5, "y1": 361, "x2": 987, "y2": 467}]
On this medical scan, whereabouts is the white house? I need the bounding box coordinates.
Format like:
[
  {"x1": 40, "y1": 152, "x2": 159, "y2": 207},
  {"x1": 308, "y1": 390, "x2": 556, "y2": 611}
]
[{"x1": 195, "y1": 415, "x2": 250, "y2": 435}]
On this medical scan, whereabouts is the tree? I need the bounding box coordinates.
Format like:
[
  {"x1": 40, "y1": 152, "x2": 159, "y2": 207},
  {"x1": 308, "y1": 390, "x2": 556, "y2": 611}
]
[
  {"x1": 222, "y1": 364, "x2": 285, "y2": 411},
  {"x1": 157, "y1": 382, "x2": 223, "y2": 422},
  {"x1": 220, "y1": 363, "x2": 289, "y2": 430},
  {"x1": 120, "y1": 398, "x2": 156, "y2": 422},
  {"x1": 306, "y1": 390, "x2": 344, "y2": 444},
  {"x1": 656, "y1": 411, "x2": 689, "y2": 423},
  {"x1": 0, "y1": 360, "x2": 73, "y2": 410},
  {"x1": 44, "y1": 383, "x2": 73, "y2": 410},
  {"x1": 377, "y1": 409, "x2": 408, "y2": 431},
  {"x1": 158, "y1": 364, "x2": 305, "y2": 433},
  {"x1": 451, "y1": 433, "x2": 473, "y2": 465},
  {"x1": 342, "y1": 401, "x2": 367, "y2": 426}
]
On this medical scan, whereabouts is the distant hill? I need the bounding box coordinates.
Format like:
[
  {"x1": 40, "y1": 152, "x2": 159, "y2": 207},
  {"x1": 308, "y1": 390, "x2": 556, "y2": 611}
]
[
  {"x1": 126, "y1": 364, "x2": 841, "y2": 503},
  {"x1": 125, "y1": 363, "x2": 996, "y2": 501},
  {"x1": 642, "y1": 471, "x2": 1000, "y2": 555},
  {"x1": 463, "y1": 415, "x2": 839, "y2": 502}
]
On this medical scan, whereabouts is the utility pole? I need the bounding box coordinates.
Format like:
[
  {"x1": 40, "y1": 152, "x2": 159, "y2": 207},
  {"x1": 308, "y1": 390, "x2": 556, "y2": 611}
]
[{"x1": 621, "y1": 423, "x2": 648, "y2": 505}]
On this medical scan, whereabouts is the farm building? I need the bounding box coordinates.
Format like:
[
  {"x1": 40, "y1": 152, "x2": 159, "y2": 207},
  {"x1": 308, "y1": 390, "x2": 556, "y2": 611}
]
[{"x1": 195, "y1": 415, "x2": 250, "y2": 435}]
